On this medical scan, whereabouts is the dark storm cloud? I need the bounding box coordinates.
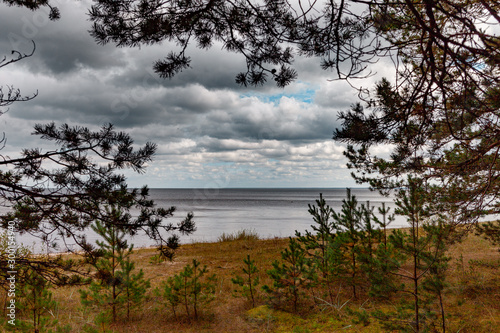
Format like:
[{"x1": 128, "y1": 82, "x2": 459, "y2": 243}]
[
  {"x1": 31, "y1": 36, "x2": 124, "y2": 75},
  {"x1": 0, "y1": 1, "x2": 124, "y2": 76},
  {"x1": 104, "y1": 46, "x2": 245, "y2": 91}
]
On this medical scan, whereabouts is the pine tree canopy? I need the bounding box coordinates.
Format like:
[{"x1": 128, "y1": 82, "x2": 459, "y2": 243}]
[
  {"x1": 4, "y1": 0, "x2": 500, "y2": 221},
  {"x1": 0, "y1": 46, "x2": 196, "y2": 284},
  {"x1": 84, "y1": 0, "x2": 500, "y2": 225}
]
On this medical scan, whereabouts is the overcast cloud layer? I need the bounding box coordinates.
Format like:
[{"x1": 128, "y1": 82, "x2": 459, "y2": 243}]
[{"x1": 0, "y1": 1, "x2": 390, "y2": 188}]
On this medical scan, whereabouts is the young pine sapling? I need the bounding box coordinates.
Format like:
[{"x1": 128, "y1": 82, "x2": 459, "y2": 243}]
[{"x1": 232, "y1": 254, "x2": 260, "y2": 307}]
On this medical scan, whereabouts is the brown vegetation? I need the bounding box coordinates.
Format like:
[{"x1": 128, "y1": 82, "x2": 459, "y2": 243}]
[{"x1": 2, "y1": 228, "x2": 499, "y2": 333}]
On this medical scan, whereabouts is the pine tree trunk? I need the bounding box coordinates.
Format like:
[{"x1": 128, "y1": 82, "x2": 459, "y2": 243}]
[
  {"x1": 193, "y1": 265, "x2": 198, "y2": 319},
  {"x1": 248, "y1": 272, "x2": 255, "y2": 307},
  {"x1": 127, "y1": 287, "x2": 130, "y2": 321},
  {"x1": 184, "y1": 276, "x2": 190, "y2": 318},
  {"x1": 113, "y1": 283, "x2": 117, "y2": 323},
  {"x1": 413, "y1": 253, "x2": 419, "y2": 332},
  {"x1": 352, "y1": 247, "x2": 357, "y2": 299},
  {"x1": 439, "y1": 291, "x2": 446, "y2": 333},
  {"x1": 33, "y1": 287, "x2": 37, "y2": 331}
]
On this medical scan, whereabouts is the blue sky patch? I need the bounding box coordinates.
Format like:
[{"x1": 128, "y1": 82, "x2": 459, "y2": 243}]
[{"x1": 240, "y1": 83, "x2": 317, "y2": 105}]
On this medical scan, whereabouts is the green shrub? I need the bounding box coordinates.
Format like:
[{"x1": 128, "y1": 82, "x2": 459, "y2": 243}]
[
  {"x1": 159, "y1": 259, "x2": 216, "y2": 320},
  {"x1": 15, "y1": 271, "x2": 59, "y2": 332},
  {"x1": 80, "y1": 215, "x2": 150, "y2": 322},
  {"x1": 263, "y1": 238, "x2": 316, "y2": 312}
]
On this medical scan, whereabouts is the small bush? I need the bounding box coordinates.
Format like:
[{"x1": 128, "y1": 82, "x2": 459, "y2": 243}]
[
  {"x1": 217, "y1": 229, "x2": 260, "y2": 242},
  {"x1": 158, "y1": 259, "x2": 216, "y2": 320},
  {"x1": 150, "y1": 254, "x2": 168, "y2": 265}
]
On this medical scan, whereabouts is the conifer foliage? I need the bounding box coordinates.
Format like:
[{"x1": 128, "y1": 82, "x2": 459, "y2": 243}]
[
  {"x1": 80, "y1": 208, "x2": 150, "y2": 323},
  {"x1": 476, "y1": 221, "x2": 500, "y2": 253},
  {"x1": 232, "y1": 254, "x2": 260, "y2": 307},
  {"x1": 15, "y1": 271, "x2": 59, "y2": 332},
  {"x1": 295, "y1": 193, "x2": 339, "y2": 304},
  {"x1": 261, "y1": 189, "x2": 456, "y2": 332},
  {"x1": 81, "y1": 0, "x2": 500, "y2": 226},
  {"x1": 0, "y1": 121, "x2": 196, "y2": 285},
  {"x1": 0, "y1": 44, "x2": 195, "y2": 287},
  {"x1": 264, "y1": 238, "x2": 315, "y2": 313},
  {"x1": 159, "y1": 259, "x2": 216, "y2": 320},
  {"x1": 373, "y1": 178, "x2": 451, "y2": 332}
]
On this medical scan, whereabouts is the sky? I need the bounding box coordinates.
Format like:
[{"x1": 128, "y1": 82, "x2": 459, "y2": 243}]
[{"x1": 0, "y1": 1, "x2": 394, "y2": 188}]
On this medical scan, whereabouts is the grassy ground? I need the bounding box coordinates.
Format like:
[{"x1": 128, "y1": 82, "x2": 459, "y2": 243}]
[{"x1": 5, "y1": 229, "x2": 500, "y2": 332}]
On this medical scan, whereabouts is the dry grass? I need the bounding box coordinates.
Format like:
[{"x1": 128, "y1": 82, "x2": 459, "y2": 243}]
[
  {"x1": 216, "y1": 229, "x2": 260, "y2": 242},
  {"x1": 4, "y1": 228, "x2": 500, "y2": 333},
  {"x1": 45, "y1": 237, "x2": 290, "y2": 333}
]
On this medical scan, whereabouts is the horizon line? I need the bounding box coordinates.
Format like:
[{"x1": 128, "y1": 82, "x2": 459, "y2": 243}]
[{"x1": 143, "y1": 186, "x2": 371, "y2": 189}]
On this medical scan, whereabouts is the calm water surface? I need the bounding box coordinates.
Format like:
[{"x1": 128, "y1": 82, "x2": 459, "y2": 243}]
[{"x1": 11, "y1": 188, "x2": 404, "y2": 252}]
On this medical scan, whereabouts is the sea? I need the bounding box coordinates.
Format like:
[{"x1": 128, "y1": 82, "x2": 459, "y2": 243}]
[{"x1": 7, "y1": 188, "x2": 405, "y2": 253}]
